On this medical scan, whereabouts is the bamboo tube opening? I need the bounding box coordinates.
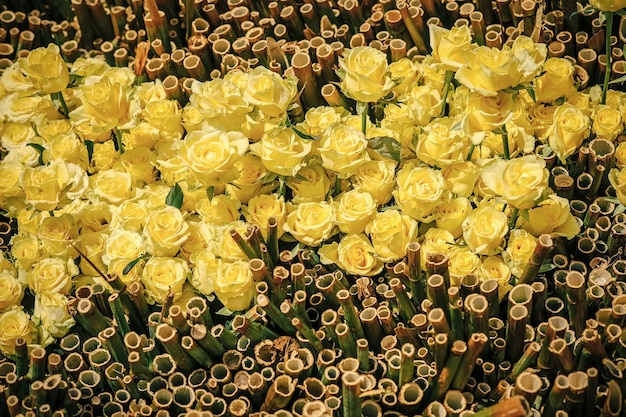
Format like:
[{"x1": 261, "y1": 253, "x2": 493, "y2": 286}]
[
  {"x1": 443, "y1": 390, "x2": 466, "y2": 414},
  {"x1": 78, "y1": 369, "x2": 101, "y2": 389},
  {"x1": 508, "y1": 284, "x2": 533, "y2": 306},
  {"x1": 153, "y1": 353, "x2": 177, "y2": 376},
  {"x1": 211, "y1": 364, "x2": 231, "y2": 383},
  {"x1": 153, "y1": 388, "x2": 173, "y2": 409}
]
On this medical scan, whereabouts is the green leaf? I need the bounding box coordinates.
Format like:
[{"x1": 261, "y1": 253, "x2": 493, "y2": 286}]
[
  {"x1": 27, "y1": 143, "x2": 46, "y2": 165},
  {"x1": 368, "y1": 136, "x2": 402, "y2": 164},
  {"x1": 123, "y1": 255, "x2": 150, "y2": 275},
  {"x1": 520, "y1": 209, "x2": 530, "y2": 223},
  {"x1": 609, "y1": 73, "x2": 626, "y2": 85},
  {"x1": 615, "y1": 204, "x2": 626, "y2": 216},
  {"x1": 84, "y1": 140, "x2": 94, "y2": 163},
  {"x1": 291, "y1": 127, "x2": 317, "y2": 141},
  {"x1": 603, "y1": 197, "x2": 622, "y2": 204},
  {"x1": 356, "y1": 101, "x2": 368, "y2": 115},
  {"x1": 216, "y1": 307, "x2": 234, "y2": 316},
  {"x1": 538, "y1": 263, "x2": 556, "y2": 273},
  {"x1": 166, "y1": 183, "x2": 184, "y2": 209},
  {"x1": 207, "y1": 186, "x2": 214, "y2": 201}
]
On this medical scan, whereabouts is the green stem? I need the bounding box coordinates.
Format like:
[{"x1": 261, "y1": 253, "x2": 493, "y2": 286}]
[
  {"x1": 502, "y1": 125, "x2": 510, "y2": 160},
  {"x1": 602, "y1": 12, "x2": 614, "y2": 105},
  {"x1": 441, "y1": 70, "x2": 454, "y2": 117},
  {"x1": 53, "y1": 91, "x2": 69, "y2": 119},
  {"x1": 114, "y1": 127, "x2": 125, "y2": 154},
  {"x1": 467, "y1": 144, "x2": 475, "y2": 161},
  {"x1": 509, "y1": 207, "x2": 519, "y2": 230},
  {"x1": 360, "y1": 102, "x2": 368, "y2": 136}
]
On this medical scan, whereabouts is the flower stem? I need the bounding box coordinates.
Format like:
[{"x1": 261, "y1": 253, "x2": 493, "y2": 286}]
[
  {"x1": 467, "y1": 144, "x2": 475, "y2": 161},
  {"x1": 359, "y1": 102, "x2": 368, "y2": 136},
  {"x1": 502, "y1": 125, "x2": 510, "y2": 160},
  {"x1": 53, "y1": 91, "x2": 69, "y2": 119},
  {"x1": 114, "y1": 127, "x2": 125, "y2": 154},
  {"x1": 440, "y1": 70, "x2": 454, "y2": 117},
  {"x1": 509, "y1": 207, "x2": 519, "y2": 230},
  {"x1": 602, "y1": 11, "x2": 614, "y2": 105}
]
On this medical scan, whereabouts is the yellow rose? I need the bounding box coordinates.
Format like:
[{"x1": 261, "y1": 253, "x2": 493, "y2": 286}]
[
  {"x1": 71, "y1": 56, "x2": 109, "y2": 77},
  {"x1": 480, "y1": 256, "x2": 512, "y2": 299},
  {"x1": 351, "y1": 160, "x2": 397, "y2": 205},
  {"x1": 226, "y1": 154, "x2": 275, "y2": 204},
  {"x1": 616, "y1": 142, "x2": 626, "y2": 168},
  {"x1": 502, "y1": 229, "x2": 538, "y2": 278},
  {"x1": 528, "y1": 104, "x2": 559, "y2": 140},
  {"x1": 180, "y1": 129, "x2": 248, "y2": 187},
  {"x1": 593, "y1": 105, "x2": 623, "y2": 141},
  {"x1": 567, "y1": 92, "x2": 593, "y2": 116},
  {"x1": 286, "y1": 162, "x2": 334, "y2": 203},
  {"x1": 244, "y1": 66, "x2": 298, "y2": 118},
  {"x1": 510, "y1": 35, "x2": 547, "y2": 83},
  {"x1": 548, "y1": 103, "x2": 591, "y2": 162},
  {"x1": 319, "y1": 234, "x2": 384, "y2": 276},
  {"x1": 333, "y1": 189, "x2": 377, "y2": 235},
  {"x1": 462, "y1": 206, "x2": 508, "y2": 255},
  {"x1": 103, "y1": 229, "x2": 145, "y2": 266},
  {"x1": 42, "y1": 132, "x2": 89, "y2": 169},
  {"x1": 141, "y1": 257, "x2": 189, "y2": 304},
  {"x1": 441, "y1": 161, "x2": 480, "y2": 198},
  {"x1": 389, "y1": 58, "x2": 421, "y2": 97},
  {"x1": 318, "y1": 124, "x2": 370, "y2": 177},
  {"x1": 214, "y1": 260, "x2": 255, "y2": 311},
  {"x1": 479, "y1": 122, "x2": 536, "y2": 158},
  {"x1": 143, "y1": 206, "x2": 190, "y2": 257},
  {"x1": 0, "y1": 307, "x2": 38, "y2": 356},
  {"x1": 405, "y1": 84, "x2": 443, "y2": 127},
  {"x1": 89, "y1": 169, "x2": 133, "y2": 204},
  {"x1": 154, "y1": 145, "x2": 189, "y2": 186},
  {"x1": 481, "y1": 156, "x2": 549, "y2": 209},
  {"x1": 20, "y1": 160, "x2": 72, "y2": 211},
  {"x1": 463, "y1": 91, "x2": 514, "y2": 134},
  {"x1": 394, "y1": 163, "x2": 447, "y2": 222},
  {"x1": 338, "y1": 46, "x2": 394, "y2": 103},
  {"x1": 17, "y1": 44, "x2": 69, "y2": 94},
  {"x1": 448, "y1": 247, "x2": 481, "y2": 286},
  {"x1": 182, "y1": 105, "x2": 208, "y2": 133},
  {"x1": 589, "y1": 0, "x2": 626, "y2": 11},
  {"x1": 142, "y1": 99, "x2": 183, "y2": 137},
  {"x1": 119, "y1": 146, "x2": 157, "y2": 186},
  {"x1": 10, "y1": 232, "x2": 40, "y2": 271},
  {"x1": 124, "y1": 122, "x2": 161, "y2": 150},
  {"x1": 107, "y1": 257, "x2": 142, "y2": 285},
  {"x1": 189, "y1": 249, "x2": 220, "y2": 296},
  {"x1": 252, "y1": 127, "x2": 312, "y2": 176},
  {"x1": 366, "y1": 210, "x2": 418, "y2": 262},
  {"x1": 436, "y1": 198, "x2": 472, "y2": 239},
  {"x1": 109, "y1": 201, "x2": 147, "y2": 232},
  {"x1": 0, "y1": 160, "x2": 24, "y2": 203},
  {"x1": 245, "y1": 194, "x2": 287, "y2": 238},
  {"x1": 74, "y1": 76, "x2": 130, "y2": 131},
  {"x1": 381, "y1": 103, "x2": 419, "y2": 150},
  {"x1": 77, "y1": 201, "x2": 112, "y2": 233},
  {"x1": 1, "y1": 122, "x2": 36, "y2": 151},
  {"x1": 301, "y1": 106, "x2": 347, "y2": 137},
  {"x1": 1, "y1": 66, "x2": 36, "y2": 96},
  {"x1": 3, "y1": 94, "x2": 58, "y2": 124},
  {"x1": 518, "y1": 194, "x2": 580, "y2": 239},
  {"x1": 33, "y1": 292, "x2": 74, "y2": 338},
  {"x1": 217, "y1": 222, "x2": 248, "y2": 261},
  {"x1": 179, "y1": 219, "x2": 213, "y2": 262},
  {"x1": 284, "y1": 202, "x2": 336, "y2": 247},
  {"x1": 196, "y1": 195, "x2": 241, "y2": 226},
  {"x1": 534, "y1": 58, "x2": 577, "y2": 104},
  {"x1": 38, "y1": 214, "x2": 79, "y2": 258},
  {"x1": 90, "y1": 140, "x2": 120, "y2": 173},
  {"x1": 455, "y1": 46, "x2": 525, "y2": 96},
  {"x1": 76, "y1": 231, "x2": 108, "y2": 277},
  {"x1": 429, "y1": 24, "x2": 472, "y2": 71},
  {"x1": 0, "y1": 272, "x2": 23, "y2": 311},
  {"x1": 416, "y1": 117, "x2": 470, "y2": 167},
  {"x1": 188, "y1": 78, "x2": 250, "y2": 132},
  {"x1": 420, "y1": 228, "x2": 455, "y2": 271},
  {"x1": 28, "y1": 257, "x2": 76, "y2": 295}
]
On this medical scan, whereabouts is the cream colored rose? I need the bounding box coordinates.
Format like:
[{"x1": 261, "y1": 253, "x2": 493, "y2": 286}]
[
  {"x1": 28, "y1": 257, "x2": 76, "y2": 295},
  {"x1": 73, "y1": 76, "x2": 130, "y2": 131},
  {"x1": 366, "y1": 210, "x2": 418, "y2": 262},
  {"x1": 244, "y1": 66, "x2": 297, "y2": 118},
  {"x1": 463, "y1": 91, "x2": 514, "y2": 134},
  {"x1": 189, "y1": 78, "x2": 250, "y2": 132},
  {"x1": 143, "y1": 99, "x2": 183, "y2": 137},
  {"x1": 284, "y1": 202, "x2": 335, "y2": 247},
  {"x1": 593, "y1": 105, "x2": 623, "y2": 141},
  {"x1": 301, "y1": 106, "x2": 347, "y2": 137},
  {"x1": 124, "y1": 122, "x2": 160, "y2": 150},
  {"x1": 534, "y1": 58, "x2": 577, "y2": 104},
  {"x1": 245, "y1": 194, "x2": 286, "y2": 238},
  {"x1": 10, "y1": 233, "x2": 40, "y2": 271},
  {"x1": 141, "y1": 257, "x2": 189, "y2": 304},
  {"x1": 42, "y1": 132, "x2": 89, "y2": 169},
  {"x1": 103, "y1": 229, "x2": 145, "y2": 266},
  {"x1": 33, "y1": 292, "x2": 74, "y2": 338},
  {"x1": 448, "y1": 247, "x2": 481, "y2": 286},
  {"x1": 436, "y1": 198, "x2": 472, "y2": 239},
  {"x1": 76, "y1": 231, "x2": 108, "y2": 277},
  {"x1": 0, "y1": 272, "x2": 23, "y2": 311},
  {"x1": 251, "y1": 127, "x2": 312, "y2": 177},
  {"x1": 481, "y1": 155, "x2": 549, "y2": 209},
  {"x1": 381, "y1": 103, "x2": 419, "y2": 150},
  {"x1": 0, "y1": 307, "x2": 38, "y2": 356},
  {"x1": 0, "y1": 160, "x2": 24, "y2": 203},
  {"x1": 90, "y1": 169, "x2": 133, "y2": 204},
  {"x1": 480, "y1": 122, "x2": 535, "y2": 158},
  {"x1": 109, "y1": 201, "x2": 145, "y2": 232},
  {"x1": 196, "y1": 195, "x2": 241, "y2": 226},
  {"x1": 318, "y1": 124, "x2": 370, "y2": 177},
  {"x1": 548, "y1": 103, "x2": 591, "y2": 162},
  {"x1": 441, "y1": 161, "x2": 480, "y2": 198},
  {"x1": 214, "y1": 261, "x2": 255, "y2": 311},
  {"x1": 502, "y1": 229, "x2": 538, "y2": 278},
  {"x1": 17, "y1": 44, "x2": 69, "y2": 94},
  {"x1": 511, "y1": 35, "x2": 547, "y2": 83},
  {"x1": 319, "y1": 234, "x2": 384, "y2": 276},
  {"x1": 77, "y1": 201, "x2": 112, "y2": 233},
  {"x1": 405, "y1": 84, "x2": 443, "y2": 127},
  {"x1": 286, "y1": 162, "x2": 334, "y2": 203},
  {"x1": 351, "y1": 160, "x2": 397, "y2": 205},
  {"x1": 394, "y1": 164, "x2": 447, "y2": 222},
  {"x1": 0, "y1": 65, "x2": 36, "y2": 96},
  {"x1": 389, "y1": 58, "x2": 421, "y2": 96},
  {"x1": 455, "y1": 46, "x2": 525, "y2": 96},
  {"x1": 429, "y1": 24, "x2": 472, "y2": 71},
  {"x1": 90, "y1": 140, "x2": 119, "y2": 172},
  {"x1": 420, "y1": 228, "x2": 455, "y2": 271},
  {"x1": 119, "y1": 146, "x2": 157, "y2": 185},
  {"x1": 179, "y1": 219, "x2": 214, "y2": 262},
  {"x1": 180, "y1": 128, "x2": 248, "y2": 187},
  {"x1": 154, "y1": 144, "x2": 189, "y2": 185},
  {"x1": 1, "y1": 122, "x2": 36, "y2": 151},
  {"x1": 20, "y1": 160, "x2": 72, "y2": 211},
  {"x1": 529, "y1": 104, "x2": 559, "y2": 141},
  {"x1": 226, "y1": 154, "x2": 274, "y2": 204},
  {"x1": 143, "y1": 206, "x2": 190, "y2": 257},
  {"x1": 518, "y1": 194, "x2": 580, "y2": 239},
  {"x1": 189, "y1": 249, "x2": 220, "y2": 296},
  {"x1": 416, "y1": 117, "x2": 470, "y2": 167},
  {"x1": 38, "y1": 214, "x2": 79, "y2": 258},
  {"x1": 462, "y1": 206, "x2": 508, "y2": 255},
  {"x1": 480, "y1": 256, "x2": 512, "y2": 299},
  {"x1": 333, "y1": 189, "x2": 377, "y2": 235},
  {"x1": 338, "y1": 46, "x2": 394, "y2": 103}
]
